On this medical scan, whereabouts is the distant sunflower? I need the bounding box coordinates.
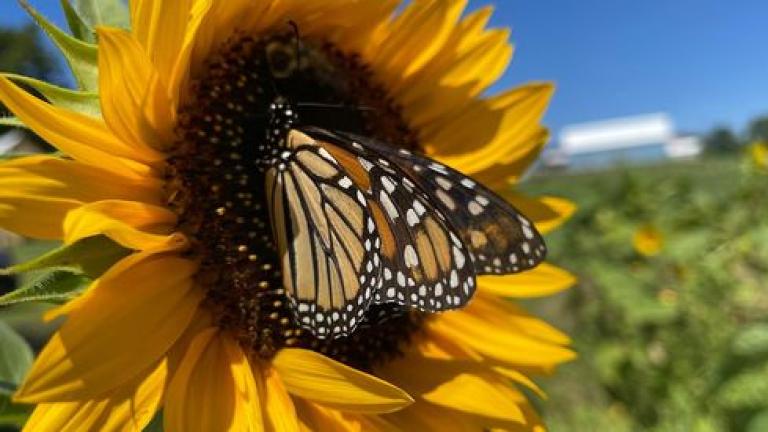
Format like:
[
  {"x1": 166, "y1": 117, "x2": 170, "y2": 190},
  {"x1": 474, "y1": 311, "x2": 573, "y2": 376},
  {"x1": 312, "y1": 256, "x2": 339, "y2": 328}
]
[
  {"x1": 633, "y1": 224, "x2": 663, "y2": 257},
  {"x1": 0, "y1": 1, "x2": 576, "y2": 430}
]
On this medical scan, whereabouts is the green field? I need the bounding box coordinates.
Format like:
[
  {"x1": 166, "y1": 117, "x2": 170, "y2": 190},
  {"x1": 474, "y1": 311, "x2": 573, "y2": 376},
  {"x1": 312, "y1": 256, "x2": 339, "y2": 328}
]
[{"x1": 522, "y1": 156, "x2": 768, "y2": 431}]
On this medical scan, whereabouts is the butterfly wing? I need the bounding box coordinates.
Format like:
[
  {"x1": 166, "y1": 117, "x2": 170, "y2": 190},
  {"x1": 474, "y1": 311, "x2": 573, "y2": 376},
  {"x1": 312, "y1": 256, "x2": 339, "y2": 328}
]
[
  {"x1": 265, "y1": 130, "x2": 381, "y2": 339},
  {"x1": 300, "y1": 127, "x2": 477, "y2": 312},
  {"x1": 304, "y1": 127, "x2": 547, "y2": 275}
]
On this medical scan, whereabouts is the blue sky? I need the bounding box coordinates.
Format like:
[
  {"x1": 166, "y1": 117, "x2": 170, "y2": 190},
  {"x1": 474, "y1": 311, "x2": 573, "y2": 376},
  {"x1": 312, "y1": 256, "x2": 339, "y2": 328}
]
[{"x1": 3, "y1": 1, "x2": 768, "y2": 136}]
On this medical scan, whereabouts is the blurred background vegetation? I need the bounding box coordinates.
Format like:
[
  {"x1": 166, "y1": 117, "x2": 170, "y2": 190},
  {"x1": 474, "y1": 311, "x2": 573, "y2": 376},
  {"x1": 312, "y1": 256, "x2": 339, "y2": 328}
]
[
  {"x1": 524, "y1": 152, "x2": 768, "y2": 431},
  {"x1": 1, "y1": 17, "x2": 768, "y2": 432}
]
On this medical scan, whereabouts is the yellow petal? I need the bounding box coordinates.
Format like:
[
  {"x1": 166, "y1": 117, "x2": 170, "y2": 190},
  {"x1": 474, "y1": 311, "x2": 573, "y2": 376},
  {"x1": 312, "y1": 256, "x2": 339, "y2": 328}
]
[
  {"x1": 378, "y1": 356, "x2": 525, "y2": 423},
  {"x1": 396, "y1": 8, "x2": 513, "y2": 126},
  {"x1": 273, "y1": 348, "x2": 413, "y2": 413},
  {"x1": 0, "y1": 155, "x2": 162, "y2": 239},
  {"x1": 97, "y1": 28, "x2": 174, "y2": 154},
  {"x1": 263, "y1": 367, "x2": 300, "y2": 432},
  {"x1": 63, "y1": 200, "x2": 186, "y2": 251},
  {"x1": 426, "y1": 83, "x2": 553, "y2": 175},
  {"x1": 500, "y1": 193, "x2": 577, "y2": 235},
  {"x1": 478, "y1": 263, "x2": 576, "y2": 298},
  {"x1": 167, "y1": 0, "x2": 215, "y2": 107},
  {"x1": 468, "y1": 293, "x2": 571, "y2": 346},
  {"x1": 22, "y1": 360, "x2": 166, "y2": 432},
  {"x1": 165, "y1": 329, "x2": 265, "y2": 432},
  {"x1": 15, "y1": 252, "x2": 202, "y2": 402},
  {"x1": 295, "y1": 400, "x2": 401, "y2": 432},
  {"x1": 0, "y1": 77, "x2": 153, "y2": 179},
  {"x1": 474, "y1": 128, "x2": 550, "y2": 188},
  {"x1": 428, "y1": 309, "x2": 576, "y2": 369},
  {"x1": 367, "y1": 0, "x2": 467, "y2": 82},
  {"x1": 385, "y1": 402, "x2": 479, "y2": 431},
  {"x1": 130, "y1": 0, "x2": 194, "y2": 91}
]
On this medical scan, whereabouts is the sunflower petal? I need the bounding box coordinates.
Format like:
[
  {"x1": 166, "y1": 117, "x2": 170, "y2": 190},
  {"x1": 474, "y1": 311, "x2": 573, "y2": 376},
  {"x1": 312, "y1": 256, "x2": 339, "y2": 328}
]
[
  {"x1": 165, "y1": 329, "x2": 265, "y2": 432},
  {"x1": 0, "y1": 77, "x2": 152, "y2": 179},
  {"x1": 263, "y1": 367, "x2": 300, "y2": 432},
  {"x1": 273, "y1": 348, "x2": 414, "y2": 413},
  {"x1": 385, "y1": 402, "x2": 479, "y2": 431},
  {"x1": 97, "y1": 28, "x2": 174, "y2": 156},
  {"x1": 428, "y1": 309, "x2": 576, "y2": 368},
  {"x1": 478, "y1": 263, "x2": 576, "y2": 299},
  {"x1": 14, "y1": 252, "x2": 201, "y2": 402},
  {"x1": 130, "y1": 0, "x2": 194, "y2": 87},
  {"x1": 0, "y1": 155, "x2": 161, "y2": 239},
  {"x1": 427, "y1": 83, "x2": 554, "y2": 175},
  {"x1": 3, "y1": 73, "x2": 100, "y2": 117},
  {"x1": 22, "y1": 360, "x2": 165, "y2": 432},
  {"x1": 296, "y1": 400, "x2": 401, "y2": 432},
  {"x1": 501, "y1": 193, "x2": 577, "y2": 235},
  {"x1": 474, "y1": 128, "x2": 550, "y2": 188},
  {"x1": 368, "y1": 0, "x2": 466, "y2": 81},
  {"x1": 63, "y1": 200, "x2": 185, "y2": 251},
  {"x1": 423, "y1": 374, "x2": 526, "y2": 423}
]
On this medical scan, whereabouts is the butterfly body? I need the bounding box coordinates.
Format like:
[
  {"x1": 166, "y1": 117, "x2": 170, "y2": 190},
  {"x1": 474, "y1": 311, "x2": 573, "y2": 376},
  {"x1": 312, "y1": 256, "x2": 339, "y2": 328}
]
[{"x1": 262, "y1": 99, "x2": 546, "y2": 339}]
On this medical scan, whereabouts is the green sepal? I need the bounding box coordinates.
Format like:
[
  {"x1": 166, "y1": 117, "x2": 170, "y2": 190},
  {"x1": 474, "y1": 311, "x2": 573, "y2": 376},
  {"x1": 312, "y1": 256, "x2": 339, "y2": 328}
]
[
  {"x1": 19, "y1": 0, "x2": 99, "y2": 92},
  {"x1": 3, "y1": 73, "x2": 101, "y2": 118},
  {"x1": 0, "y1": 322, "x2": 33, "y2": 427},
  {"x1": 0, "y1": 117, "x2": 26, "y2": 129},
  {"x1": 1, "y1": 235, "x2": 131, "y2": 279},
  {"x1": 0, "y1": 270, "x2": 90, "y2": 307},
  {"x1": 60, "y1": 0, "x2": 96, "y2": 43},
  {"x1": 72, "y1": 0, "x2": 131, "y2": 31}
]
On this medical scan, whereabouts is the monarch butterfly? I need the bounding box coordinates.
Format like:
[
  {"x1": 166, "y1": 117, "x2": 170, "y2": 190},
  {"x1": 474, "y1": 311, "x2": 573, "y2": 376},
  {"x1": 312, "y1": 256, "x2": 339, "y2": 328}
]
[{"x1": 263, "y1": 98, "x2": 547, "y2": 339}]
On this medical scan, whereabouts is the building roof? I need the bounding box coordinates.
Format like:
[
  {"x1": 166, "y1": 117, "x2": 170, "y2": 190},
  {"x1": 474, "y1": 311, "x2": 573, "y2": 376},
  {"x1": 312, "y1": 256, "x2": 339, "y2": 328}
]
[{"x1": 560, "y1": 113, "x2": 674, "y2": 154}]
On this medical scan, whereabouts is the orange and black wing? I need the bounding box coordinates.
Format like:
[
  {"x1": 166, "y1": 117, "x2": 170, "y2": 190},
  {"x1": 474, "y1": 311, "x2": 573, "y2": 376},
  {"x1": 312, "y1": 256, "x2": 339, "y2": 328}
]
[
  {"x1": 265, "y1": 130, "x2": 381, "y2": 339},
  {"x1": 303, "y1": 128, "x2": 477, "y2": 312}
]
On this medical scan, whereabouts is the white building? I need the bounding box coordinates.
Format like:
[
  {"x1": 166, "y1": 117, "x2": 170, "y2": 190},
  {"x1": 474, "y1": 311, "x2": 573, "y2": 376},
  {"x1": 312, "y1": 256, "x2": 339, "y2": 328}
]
[{"x1": 545, "y1": 113, "x2": 702, "y2": 170}]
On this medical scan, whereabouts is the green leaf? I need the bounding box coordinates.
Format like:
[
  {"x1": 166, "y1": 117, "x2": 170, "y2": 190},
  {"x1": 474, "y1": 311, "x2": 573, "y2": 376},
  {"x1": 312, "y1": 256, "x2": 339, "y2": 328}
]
[
  {"x1": 732, "y1": 324, "x2": 768, "y2": 357},
  {"x1": 3, "y1": 74, "x2": 101, "y2": 118},
  {"x1": 717, "y1": 364, "x2": 768, "y2": 409},
  {"x1": 72, "y1": 0, "x2": 130, "y2": 30},
  {"x1": 0, "y1": 270, "x2": 90, "y2": 306},
  {"x1": 19, "y1": 0, "x2": 99, "y2": 92},
  {"x1": 0, "y1": 395, "x2": 32, "y2": 427},
  {"x1": 748, "y1": 410, "x2": 768, "y2": 432},
  {"x1": 0, "y1": 117, "x2": 26, "y2": 129},
  {"x1": 60, "y1": 0, "x2": 96, "y2": 43},
  {"x1": 1, "y1": 235, "x2": 131, "y2": 278},
  {"x1": 0, "y1": 321, "x2": 33, "y2": 392}
]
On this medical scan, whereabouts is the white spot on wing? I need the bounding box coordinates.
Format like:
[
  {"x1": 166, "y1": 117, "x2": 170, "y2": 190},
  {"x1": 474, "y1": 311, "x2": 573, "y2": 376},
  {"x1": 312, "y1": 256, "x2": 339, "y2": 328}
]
[
  {"x1": 406, "y1": 209, "x2": 419, "y2": 227},
  {"x1": 379, "y1": 191, "x2": 399, "y2": 219},
  {"x1": 468, "y1": 201, "x2": 484, "y2": 216}
]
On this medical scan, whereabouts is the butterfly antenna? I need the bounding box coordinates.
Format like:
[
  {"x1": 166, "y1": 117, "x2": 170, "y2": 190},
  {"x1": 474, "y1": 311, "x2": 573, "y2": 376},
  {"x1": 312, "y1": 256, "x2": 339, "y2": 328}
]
[{"x1": 288, "y1": 20, "x2": 302, "y2": 70}]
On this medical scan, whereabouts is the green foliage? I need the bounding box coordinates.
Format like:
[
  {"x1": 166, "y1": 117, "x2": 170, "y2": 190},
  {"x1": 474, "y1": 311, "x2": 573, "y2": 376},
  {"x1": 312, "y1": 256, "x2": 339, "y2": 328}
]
[
  {"x1": 19, "y1": 0, "x2": 99, "y2": 92},
  {"x1": 1, "y1": 235, "x2": 131, "y2": 278},
  {"x1": 69, "y1": 0, "x2": 130, "y2": 31},
  {"x1": 0, "y1": 236, "x2": 131, "y2": 306},
  {"x1": 748, "y1": 116, "x2": 768, "y2": 143},
  {"x1": 0, "y1": 322, "x2": 33, "y2": 427},
  {"x1": 524, "y1": 155, "x2": 768, "y2": 431},
  {"x1": 0, "y1": 270, "x2": 90, "y2": 306},
  {"x1": 704, "y1": 127, "x2": 743, "y2": 154}
]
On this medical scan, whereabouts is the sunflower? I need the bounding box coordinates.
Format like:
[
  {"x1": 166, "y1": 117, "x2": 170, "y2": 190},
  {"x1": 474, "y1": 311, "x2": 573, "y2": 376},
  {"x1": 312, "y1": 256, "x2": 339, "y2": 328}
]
[{"x1": 0, "y1": 1, "x2": 577, "y2": 430}]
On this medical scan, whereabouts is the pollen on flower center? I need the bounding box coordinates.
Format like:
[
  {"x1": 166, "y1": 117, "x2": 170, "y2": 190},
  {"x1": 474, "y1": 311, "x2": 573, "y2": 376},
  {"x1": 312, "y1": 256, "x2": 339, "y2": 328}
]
[{"x1": 166, "y1": 32, "x2": 424, "y2": 370}]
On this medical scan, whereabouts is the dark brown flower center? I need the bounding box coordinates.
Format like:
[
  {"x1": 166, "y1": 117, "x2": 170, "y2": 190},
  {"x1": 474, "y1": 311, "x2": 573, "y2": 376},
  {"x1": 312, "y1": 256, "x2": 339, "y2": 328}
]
[{"x1": 167, "y1": 32, "x2": 424, "y2": 370}]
